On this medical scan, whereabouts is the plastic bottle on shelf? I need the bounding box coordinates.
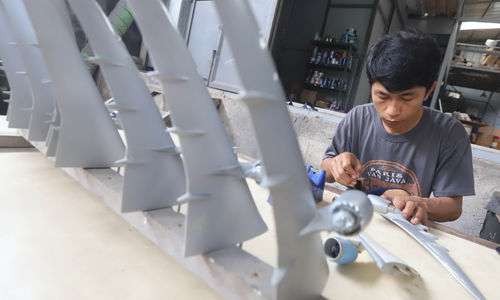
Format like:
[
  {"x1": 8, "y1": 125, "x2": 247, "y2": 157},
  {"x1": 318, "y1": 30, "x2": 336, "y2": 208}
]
[
  {"x1": 341, "y1": 51, "x2": 347, "y2": 66},
  {"x1": 316, "y1": 51, "x2": 322, "y2": 64},
  {"x1": 347, "y1": 56, "x2": 353, "y2": 69},
  {"x1": 306, "y1": 69, "x2": 313, "y2": 83},
  {"x1": 322, "y1": 51, "x2": 328, "y2": 64},
  {"x1": 310, "y1": 70, "x2": 318, "y2": 84},
  {"x1": 492, "y1": 136, "x2": 500, "y2": 149},
  {"x1": 315, "y1": 72, "x2": 323, "y2": 85},
  {"x1": 311, "y1": 46, "x2": 319, "y2": 63}
]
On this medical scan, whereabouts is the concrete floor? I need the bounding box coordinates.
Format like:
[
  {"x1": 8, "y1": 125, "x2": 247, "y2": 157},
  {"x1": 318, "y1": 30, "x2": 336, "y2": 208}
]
[{"x1": 0, "y1": 149, "x2": 222, "y2": 300}]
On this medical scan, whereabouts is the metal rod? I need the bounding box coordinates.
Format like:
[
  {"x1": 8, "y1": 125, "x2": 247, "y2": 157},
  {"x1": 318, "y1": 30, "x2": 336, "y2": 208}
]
[
  {"x1": 385, "y1": 3, "x2": 395, "y2": 34},
  {"x1": 319, "y1": 0, "x2": 331, "y2": 37},
  {"x1": 377, "y1": 5, "x2": 388, "y2": 29},
  {"x1": 481, "y1": 0, "x2": 493, "y2": 18},
  {"x1": 456, "y1": 46, "x2": 500, "y2": 56},
  {"x1": 345, "y1": 0, "x2": 378, "y2": 112},
  {"x1": 329, "y1": 4, "x2": 375, "y2": 9},
  {"x1": 459, "y1": 17, "x2": 500, "y2": 23},
  {"x1": 480, "y1": 91, "x2": 494, "y2": 119},
  {"x1": 430, "y1": 0, "x2": 465, "y2": 109},
  {"x1": 450, "y1": 63, "x2": 500, "y2": 75}
]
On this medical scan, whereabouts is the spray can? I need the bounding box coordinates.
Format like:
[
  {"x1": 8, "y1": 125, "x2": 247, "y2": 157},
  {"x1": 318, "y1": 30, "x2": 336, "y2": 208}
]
[{"x1": 311, "y1": 46, "x2": 319, "y2": 63}]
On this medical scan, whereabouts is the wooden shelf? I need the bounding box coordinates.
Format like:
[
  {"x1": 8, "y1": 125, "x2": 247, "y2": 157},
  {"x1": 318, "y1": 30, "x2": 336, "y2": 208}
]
[
  {"x1": 457, "y1": 118, "x2": 489, "y2": 127},
  {"x1": 308, "y1": 62, "x2": 351, "y2": 71},
  {"x1": 304, "y1": 83, "x2": 347, "y2": 93},
  {"x1": 311, "y1": 40, "x2": 357, "y2": 51},
  {"x1": 448, "y1": 63, "x2": 500, "y2": 92}
]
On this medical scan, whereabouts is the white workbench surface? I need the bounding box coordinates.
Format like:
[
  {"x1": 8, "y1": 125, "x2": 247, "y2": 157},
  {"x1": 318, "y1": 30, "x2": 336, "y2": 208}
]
[{"x1": 1, "y1": 148, "x2": 498, "y2": 299}]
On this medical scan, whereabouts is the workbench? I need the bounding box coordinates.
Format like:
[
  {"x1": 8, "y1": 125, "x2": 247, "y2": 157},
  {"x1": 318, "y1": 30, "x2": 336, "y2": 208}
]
[{"x1": 0, "y1": 148, "x2": 498, "y2": 299}]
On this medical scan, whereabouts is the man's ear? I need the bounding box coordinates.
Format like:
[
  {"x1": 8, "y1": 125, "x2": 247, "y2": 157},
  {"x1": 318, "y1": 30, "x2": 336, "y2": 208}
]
[{"x1": 424, "y1": 81, "x2": 437, "y2": 102}]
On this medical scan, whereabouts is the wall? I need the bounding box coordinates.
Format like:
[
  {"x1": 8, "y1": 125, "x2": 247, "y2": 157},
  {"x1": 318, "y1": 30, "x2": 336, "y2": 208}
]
[
  {"x1": 213, "y1": 88, "x2": 344, "y2": 165},
  {"x1": 273, "y1": 0, "x2": 382, "y2": 106},
  {"x1": 446, "y1": 149, "x2": 500, "y2": 236},
  {"x1": 351, "y1": 0, "x2": 402, "y2": 109},
  {"x1": 406, "y1": 17, "x2": 454, "y2": 35},
  {"x1": 271, "y1": 0, "x2": 328, "y2": 97}
]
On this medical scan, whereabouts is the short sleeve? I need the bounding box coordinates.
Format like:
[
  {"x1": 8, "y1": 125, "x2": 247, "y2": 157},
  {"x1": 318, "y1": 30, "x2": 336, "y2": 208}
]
[
  {"x1": 431, "y1": 121, "x2": 475, "y2": 197},
  {"x1": 323, "y1": 111, "x2": 354, "y2": 160}
]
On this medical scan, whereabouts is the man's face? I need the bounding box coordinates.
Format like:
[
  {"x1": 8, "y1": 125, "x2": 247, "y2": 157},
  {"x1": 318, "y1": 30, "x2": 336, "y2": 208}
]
[{"x1": 371, "y1": 81, "x2": 435, "y2": 134}]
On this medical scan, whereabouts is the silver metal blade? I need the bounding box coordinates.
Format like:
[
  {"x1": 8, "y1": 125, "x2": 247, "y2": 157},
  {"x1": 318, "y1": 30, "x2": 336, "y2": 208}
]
[{"x1": 384, "y1": 212, "x2": 486, "y2": 300}]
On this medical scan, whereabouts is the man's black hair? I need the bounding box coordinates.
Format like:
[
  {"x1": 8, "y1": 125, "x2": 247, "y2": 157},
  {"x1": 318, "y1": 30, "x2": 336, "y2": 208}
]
[{"x1": 366, "y1": 29, "x2": 442, "y2": 92}]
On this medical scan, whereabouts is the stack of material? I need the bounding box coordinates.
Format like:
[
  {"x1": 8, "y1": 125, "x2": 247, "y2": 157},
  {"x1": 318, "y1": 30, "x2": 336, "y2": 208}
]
[{"x1": 480, "y1": 40, "x2": 500, "y2": 69}]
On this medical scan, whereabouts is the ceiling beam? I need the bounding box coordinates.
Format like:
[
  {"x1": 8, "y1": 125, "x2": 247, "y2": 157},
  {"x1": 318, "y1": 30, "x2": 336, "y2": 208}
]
[
  {"x1": 481, "y1": 0, "x2": 493, "y2": 18},
  {"x1": 460, "y1": 17, "x2": 500, "y2": 23}
]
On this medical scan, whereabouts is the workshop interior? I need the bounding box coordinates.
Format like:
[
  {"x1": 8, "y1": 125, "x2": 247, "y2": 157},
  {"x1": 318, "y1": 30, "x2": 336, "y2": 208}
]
[{"x1": 0, "y1": 0, "x2": 499, "y2": 299}]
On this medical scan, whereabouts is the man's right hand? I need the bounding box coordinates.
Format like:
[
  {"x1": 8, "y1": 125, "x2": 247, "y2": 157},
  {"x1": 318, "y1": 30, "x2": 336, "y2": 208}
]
[{"x1": 321, "y1": 152, "x2": 363, "y2": 187}]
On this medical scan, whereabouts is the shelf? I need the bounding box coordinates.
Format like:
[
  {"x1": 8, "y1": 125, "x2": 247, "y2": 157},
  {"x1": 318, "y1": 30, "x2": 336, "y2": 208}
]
[
  {"x1": 457, "y1": 118, "x2": 489, "y2": 128},
  {"x1": 309, "y1": 62, "x2": 351, "y2": 71},
  {"x1": 448, "y1": 63, "x2": 500, "y2": 92},
  {"x1": 457, "y1": 44, "x2": 500, "y2": 56},
  {"x1": 311, "y1": 40, "x2": 357, "y2": 51},
  {"x1": 304, "y1": 83, "x2": 347, "y2": 93}
]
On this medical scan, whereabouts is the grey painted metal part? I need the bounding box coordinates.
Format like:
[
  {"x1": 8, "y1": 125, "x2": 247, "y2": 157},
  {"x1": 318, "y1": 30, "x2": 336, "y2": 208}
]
[
  {"x1": 44, "y1": 105, "x2": 60, "y2": 157},
  {"x1": 357, "y1": 233, "x2": 419, "y2": 277},
  {"x1": 211, "y1": 0, "x2": 328, "y2": 298},
  {"x1": 301, "y1": 190, "x2": 374, "y2": 236},
  {"x1": 1, "y1": 0, "x2": 55, "y2": 142},
  {"x1": 126, "y1": 0, "x2": 267, "y2": 256},
  {"x1": 79, "y1": 0, "x2": 133, "y2": 75},
  {"x1": 324, "y1": 232, "x2": 418, "y2": 276},
  {"x1": 367, "y1": 193, "x2": 401, "y2": 215},
  {"x1": 23, "y1": 0, "x2": 124, "y2": 167},
  {"x1": 0, "y1": 4, "x2": 32, "y2": 129},
  {"x1": 324, "y1": 235, "x2": 362, "y2": 264},
  {"x1": 66, "y1": 0, "x2": 185, "y2": 212},
  {"x1": 367, "y1": 194, "x2": 486, "y2": 300},
  {"x1": 240, "y1": 160, "x2": 263, "y2": 183}
]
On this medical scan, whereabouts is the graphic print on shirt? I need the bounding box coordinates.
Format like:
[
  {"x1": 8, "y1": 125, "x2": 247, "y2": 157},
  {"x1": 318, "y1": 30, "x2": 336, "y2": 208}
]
[{"x1": 361, "y1": 160, "x2": 421, "y2": 196}]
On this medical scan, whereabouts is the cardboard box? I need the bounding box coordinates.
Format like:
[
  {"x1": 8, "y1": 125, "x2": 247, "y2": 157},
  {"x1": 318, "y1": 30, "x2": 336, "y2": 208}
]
[
  {"x1": 475, "y1": 133, "x2": 494, "y2": 147},
  {"x1": 300, "y1": 89, "x2": 317, "y2": 104},
  {"x1": 478, "y1": 125, "x2": 500, "y2": 136}
]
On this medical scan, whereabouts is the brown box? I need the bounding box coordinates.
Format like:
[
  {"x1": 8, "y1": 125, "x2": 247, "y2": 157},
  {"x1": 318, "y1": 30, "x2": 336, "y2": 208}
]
[
  {"x1": 300, "y1": 89, "x2": 317, "y2": 104},
  {"x1": 475, "y1": 133, "x2": 494, "y2": 147}
]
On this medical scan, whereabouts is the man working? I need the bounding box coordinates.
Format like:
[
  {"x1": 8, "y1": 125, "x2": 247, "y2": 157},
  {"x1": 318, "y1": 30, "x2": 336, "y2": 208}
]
[{"x1": 321, "y1": 29, "x2": 475, "y2": 226}]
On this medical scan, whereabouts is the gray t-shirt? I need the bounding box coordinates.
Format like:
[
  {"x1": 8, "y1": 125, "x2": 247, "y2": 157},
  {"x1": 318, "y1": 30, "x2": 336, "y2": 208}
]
[{"x1": 324, "y1": 103, "x2": 475, "y2": 197}]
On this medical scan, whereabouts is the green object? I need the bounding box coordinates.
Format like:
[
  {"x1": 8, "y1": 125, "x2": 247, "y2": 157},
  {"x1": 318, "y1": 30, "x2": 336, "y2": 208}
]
[{"x1": 81, "y1": 0, "x2": 134, "y2": 71}]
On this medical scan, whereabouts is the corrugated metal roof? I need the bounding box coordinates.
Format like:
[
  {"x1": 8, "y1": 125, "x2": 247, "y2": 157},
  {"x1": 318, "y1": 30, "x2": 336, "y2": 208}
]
[
  {"x1": 420, "y1": 0, "x2": 458, "y2": 17},
  {"x1": 411, "y1": 0, "x2": 500, "y2": 43},
  {"x1": 459, "y1": 0, "x2": 500, "y2": 43}
]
